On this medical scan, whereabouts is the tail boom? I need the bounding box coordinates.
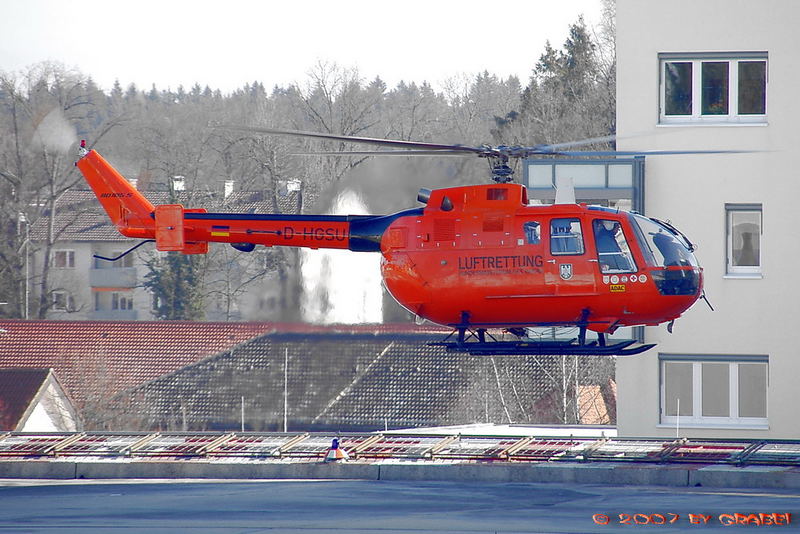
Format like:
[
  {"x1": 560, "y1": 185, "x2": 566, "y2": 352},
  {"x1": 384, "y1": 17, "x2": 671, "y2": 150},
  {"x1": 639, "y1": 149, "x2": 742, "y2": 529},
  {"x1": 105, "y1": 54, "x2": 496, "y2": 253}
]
[
  {"x1": 76, "y1": 148, "x2": 413, "y2": 254},
  {"x1": 183, "y1": 211, "x2": 354, "y2": 250}
]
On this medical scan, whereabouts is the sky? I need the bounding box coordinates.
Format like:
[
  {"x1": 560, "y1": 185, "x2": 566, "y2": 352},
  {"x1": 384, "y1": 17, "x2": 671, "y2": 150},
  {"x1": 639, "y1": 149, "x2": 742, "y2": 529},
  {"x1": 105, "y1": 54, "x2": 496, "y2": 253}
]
[{"x1": 0, "y1": 0, "x2": 604, "y2": 94}]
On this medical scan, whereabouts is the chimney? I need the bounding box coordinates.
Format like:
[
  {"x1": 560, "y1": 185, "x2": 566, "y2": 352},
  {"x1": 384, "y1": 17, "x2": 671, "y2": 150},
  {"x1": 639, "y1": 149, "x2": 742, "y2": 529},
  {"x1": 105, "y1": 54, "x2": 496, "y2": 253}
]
[
  {"x1": 279, "y1": 178, "x2": 302, "y2": 196},
  {"x1": 287, "y1": 179, "x2": 301, "y2": 192},
  {"x1": 171, "y1": 175, "x2": 185, "y2": 191},
  {"x1": 224, "y1": 180, "x2": 235, "y2": 199}
]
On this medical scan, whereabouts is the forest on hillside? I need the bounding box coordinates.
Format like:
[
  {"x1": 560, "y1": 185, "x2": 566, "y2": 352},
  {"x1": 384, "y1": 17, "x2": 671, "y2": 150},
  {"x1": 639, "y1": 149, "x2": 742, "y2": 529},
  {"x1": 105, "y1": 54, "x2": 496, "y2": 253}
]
[{"x1": 0, "y1": 8, "x2": 615, "y2": 321}]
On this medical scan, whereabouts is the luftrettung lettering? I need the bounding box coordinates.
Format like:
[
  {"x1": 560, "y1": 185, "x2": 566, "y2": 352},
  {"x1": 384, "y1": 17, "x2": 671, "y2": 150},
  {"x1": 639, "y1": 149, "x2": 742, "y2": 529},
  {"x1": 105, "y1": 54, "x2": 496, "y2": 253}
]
[{"x1": 458, "y1": 255, "x2": 543, "y2": 270}]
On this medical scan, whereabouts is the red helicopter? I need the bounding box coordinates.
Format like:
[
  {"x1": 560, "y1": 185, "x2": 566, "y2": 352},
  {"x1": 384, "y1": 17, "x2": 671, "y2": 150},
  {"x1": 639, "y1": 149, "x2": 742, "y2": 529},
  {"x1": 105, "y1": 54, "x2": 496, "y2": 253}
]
[{"x1": 75, "y1": 129, "x2": 718, "y2": 356}]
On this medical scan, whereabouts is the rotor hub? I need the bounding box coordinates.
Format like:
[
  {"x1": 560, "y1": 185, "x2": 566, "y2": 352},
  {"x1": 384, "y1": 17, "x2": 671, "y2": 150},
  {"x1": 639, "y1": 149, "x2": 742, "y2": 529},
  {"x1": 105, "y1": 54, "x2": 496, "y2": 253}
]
[{"x1": 491, "y1": 162, "x2": 515, "y2": 183}]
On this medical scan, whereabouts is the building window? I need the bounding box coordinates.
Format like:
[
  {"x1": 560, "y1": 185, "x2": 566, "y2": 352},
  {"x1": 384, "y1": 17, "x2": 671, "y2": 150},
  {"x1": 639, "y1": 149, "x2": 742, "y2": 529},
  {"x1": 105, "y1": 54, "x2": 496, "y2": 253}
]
[
  {"x1": 52, "y1": 250, "x2": 75, "y2": 269},
  {"x1": 660, "y1": 355, "x2": 768, "y2": 428},
  {"x1": 94, "y1": 251, "x2": 134, "y2": 269},
  {"x1": 660, "y1": 53, "x2": 767, "y2": 124},
  {"x1": 112, "y1": 292, "x2": 134, "y2": 310},
  {"x1": 112, "y1": 250, "x2": 135, "y2": 268},
  {"x1": 726, "y1": 204, "x2": 762, "y2": 276},
  {"x1": 52, "y1": 291, "x2": 75, "y2": 311},
  {"x1": 526, "y1": 159, "x2": 643, "y2": 211}
]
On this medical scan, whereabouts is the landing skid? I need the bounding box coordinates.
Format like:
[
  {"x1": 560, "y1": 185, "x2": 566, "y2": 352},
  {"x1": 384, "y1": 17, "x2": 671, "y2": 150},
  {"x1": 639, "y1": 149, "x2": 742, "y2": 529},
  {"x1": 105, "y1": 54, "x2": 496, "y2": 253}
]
[
  {"x1": 431, "y1": 338, "x2": 655, "y2": 356},
  {"x1": 431, "y1": 310, "x2": 656, "y2": 356}
]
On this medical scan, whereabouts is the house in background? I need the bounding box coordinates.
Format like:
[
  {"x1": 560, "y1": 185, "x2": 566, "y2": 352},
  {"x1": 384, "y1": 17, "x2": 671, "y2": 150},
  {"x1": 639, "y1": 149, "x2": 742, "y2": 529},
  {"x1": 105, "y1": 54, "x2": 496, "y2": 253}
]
[
  {"x1": 0, "y1": 320, "x2": 615, "y2": 431},
  {"x1": 616, "y1": 0, "x2": 797, "y2": 438},
  {"x1": 28, "y1": 184, "x2": 300, "y2": 322},
  {"x1": 105, "y1": 326, "x2": 616, "y2": 432},
  {"x1": 28, "y1": 190, "x2": 149, "y2": 321},
  {"x1": 0, "y1": 320, "x2": 278, "y2": 426},
  {"x1": 0, "y1": 368, "x2": 79, "y2": 432}
]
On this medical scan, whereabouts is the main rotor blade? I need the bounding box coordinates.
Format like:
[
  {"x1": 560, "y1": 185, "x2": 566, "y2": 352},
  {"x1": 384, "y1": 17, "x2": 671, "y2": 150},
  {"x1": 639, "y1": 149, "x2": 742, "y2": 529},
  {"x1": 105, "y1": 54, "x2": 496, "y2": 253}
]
[
  {"x1": 291, "y1": 149, "x2": 475, "y2": 157},
  {"x1": 537, "y1": 134, "x2": 617, "y2": 151},
  {"x1": 535, "y1": 131, "x2": 670, "y2": 152},
  {"x1": 544, "y1": 149, "x2": 757, "y2": 157},
  {"x1": 219, "y1": 125, "x2": 485, "y2": 154},
  {"x1": 219, "y1": 125, "x2": 758, "y2": 160}
]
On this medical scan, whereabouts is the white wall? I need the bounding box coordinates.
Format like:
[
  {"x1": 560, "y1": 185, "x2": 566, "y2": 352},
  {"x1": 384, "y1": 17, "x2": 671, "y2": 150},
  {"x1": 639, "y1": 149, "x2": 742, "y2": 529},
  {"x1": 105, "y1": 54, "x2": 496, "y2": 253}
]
[
  {"x1": 616, "y1": 0, "x2": 800, "y2": 438},
  {"x1": 18, "y1": 382, "x2": 79, "y2": 432},
  {"x1": 41, "y1": 240, "x2": 155, "y2": 321}
]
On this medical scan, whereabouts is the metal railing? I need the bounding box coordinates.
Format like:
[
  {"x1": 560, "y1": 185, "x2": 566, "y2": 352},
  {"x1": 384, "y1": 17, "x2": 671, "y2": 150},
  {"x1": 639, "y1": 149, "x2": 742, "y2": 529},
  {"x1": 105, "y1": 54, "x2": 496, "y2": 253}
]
[{"x1": 0, "y1": 432, "x2": 798, "y2": 467}]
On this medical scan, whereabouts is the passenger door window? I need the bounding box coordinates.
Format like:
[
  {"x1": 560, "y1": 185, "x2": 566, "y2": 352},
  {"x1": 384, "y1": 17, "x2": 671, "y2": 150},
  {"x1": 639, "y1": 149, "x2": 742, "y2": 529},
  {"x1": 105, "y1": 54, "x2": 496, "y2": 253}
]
[
  {"x1": 523, "y1": 221, "x2": 541, "y2": 245},
  {"x1": 550, "y1": 218, "x2": 584, "y2": 255}
]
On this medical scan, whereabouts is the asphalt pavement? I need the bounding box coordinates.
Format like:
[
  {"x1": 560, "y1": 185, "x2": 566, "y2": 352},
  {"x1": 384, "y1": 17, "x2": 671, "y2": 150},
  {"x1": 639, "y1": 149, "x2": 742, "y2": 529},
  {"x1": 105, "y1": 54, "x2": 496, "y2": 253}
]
[{"x1": 0, "y1": 478, "x2": 797, "y2": 533}]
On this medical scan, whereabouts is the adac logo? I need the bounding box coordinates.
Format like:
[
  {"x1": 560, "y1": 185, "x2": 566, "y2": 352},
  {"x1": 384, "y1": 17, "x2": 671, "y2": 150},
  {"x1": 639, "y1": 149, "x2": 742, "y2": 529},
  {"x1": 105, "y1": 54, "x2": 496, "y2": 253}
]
[{"x1": 559, "y1": 263, "x2": 573, "y2": 280}]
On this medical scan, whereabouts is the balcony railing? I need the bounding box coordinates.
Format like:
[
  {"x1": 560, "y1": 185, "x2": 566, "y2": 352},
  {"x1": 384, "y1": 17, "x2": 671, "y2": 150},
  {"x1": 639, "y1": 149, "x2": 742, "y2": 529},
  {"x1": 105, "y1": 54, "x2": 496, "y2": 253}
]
[
  {"x1": 88, "y1": 267, "x2": 137, "y2": 288},
  {"x1": 88, "y1": 309, "x2": 138, "y2": 320}
]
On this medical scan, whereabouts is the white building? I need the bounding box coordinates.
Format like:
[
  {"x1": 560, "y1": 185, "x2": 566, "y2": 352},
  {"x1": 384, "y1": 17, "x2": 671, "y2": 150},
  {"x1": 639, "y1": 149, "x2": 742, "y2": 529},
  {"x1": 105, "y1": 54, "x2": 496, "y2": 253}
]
[
  {"x1": 30, "y1": 191, "x2": 153, "y2": 321},
  {"x1": 616, "y1": 0, "x2": 797, "y2": 438}
]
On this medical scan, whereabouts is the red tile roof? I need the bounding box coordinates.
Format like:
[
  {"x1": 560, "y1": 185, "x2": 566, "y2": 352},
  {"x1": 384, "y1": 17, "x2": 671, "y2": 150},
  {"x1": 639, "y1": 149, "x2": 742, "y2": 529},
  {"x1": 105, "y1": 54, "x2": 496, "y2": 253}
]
[
  {"x1": 113, "y1": 330, "x2": 615, "y2": 432},
  {"x1": 0, "y1": 320, "x2": 447, "y2": 411},
  {"x1": 0, "y1": 321, "x2": 278, "y2": 407}
]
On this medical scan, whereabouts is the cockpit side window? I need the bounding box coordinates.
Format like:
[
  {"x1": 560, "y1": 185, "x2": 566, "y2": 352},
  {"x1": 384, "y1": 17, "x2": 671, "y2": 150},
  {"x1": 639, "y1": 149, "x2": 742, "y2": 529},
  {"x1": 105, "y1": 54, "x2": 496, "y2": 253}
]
[
  {"x1": 550, "y1": 218, "x2": 584, "y2": 255},
  {"x1": 592, "y1": 219, "x2": 637, "y2": 274},
  {"x1": 523, "y1": 221, "x2": 541, "y2": 245}
]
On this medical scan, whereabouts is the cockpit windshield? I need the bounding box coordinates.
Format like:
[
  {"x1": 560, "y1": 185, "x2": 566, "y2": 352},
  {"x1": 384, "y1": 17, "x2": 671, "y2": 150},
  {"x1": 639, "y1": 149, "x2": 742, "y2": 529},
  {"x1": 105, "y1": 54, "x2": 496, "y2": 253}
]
[{"x1": 631, "y1": 214, "x2": 698, "y2": 268}]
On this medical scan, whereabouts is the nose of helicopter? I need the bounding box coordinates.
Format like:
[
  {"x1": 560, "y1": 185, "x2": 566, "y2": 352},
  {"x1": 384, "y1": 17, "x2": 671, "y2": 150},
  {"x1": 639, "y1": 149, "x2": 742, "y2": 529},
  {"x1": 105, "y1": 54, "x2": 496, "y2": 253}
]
[{"x1": 651, "y1": 266, "x2": 702, "y2": 296}]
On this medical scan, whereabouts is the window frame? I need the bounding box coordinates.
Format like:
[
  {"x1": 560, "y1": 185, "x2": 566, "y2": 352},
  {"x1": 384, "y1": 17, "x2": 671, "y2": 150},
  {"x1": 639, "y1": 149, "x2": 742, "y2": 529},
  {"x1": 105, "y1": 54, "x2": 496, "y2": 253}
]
[
  {"x1": 659, "y1": 354, "x2": 768, "y2": 429},
  {"x1": 549, "y1": 218, "x2": 585, "y2": 256},
  {"x1": 592, "y1": 218, "x2": 637, "y2": 274},
  {"x1": 726, "y1": 203, "x2": 762, "y2": 277},
  {"x1": 94, "y1": 250, "x2": 135, "y2": 269},
  {"x1": 659, "y1": 52, "x2": 767, "y2": 124},
  {"x1": 112, "y1": 291, "x2": 134, "y2": 311},
  {"x1": 523, "y1": 221, "x2": 541, "y2": 245},
  {"x1": 52, "y1": 249, "x2": 76, "y2": 269},
  {"x1": 115, "y1": 250, "x2": 135, "y2": 268},
  {"x1": 51, "y1": 291, "x2": 75, "y2": 312}
]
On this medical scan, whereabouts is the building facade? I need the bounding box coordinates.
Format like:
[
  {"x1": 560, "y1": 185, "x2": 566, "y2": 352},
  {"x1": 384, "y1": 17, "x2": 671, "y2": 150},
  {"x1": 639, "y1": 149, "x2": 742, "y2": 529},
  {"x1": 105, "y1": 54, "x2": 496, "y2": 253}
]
[
  {"x1": 616, "y1": 0, "x2": 797, "y2": 438},
  {"x1": 32, "y1": 193, "x2": 152, "y2": 321},
  {"x1": 29, "y1": 187, "x2": 299, "y2": 322}
]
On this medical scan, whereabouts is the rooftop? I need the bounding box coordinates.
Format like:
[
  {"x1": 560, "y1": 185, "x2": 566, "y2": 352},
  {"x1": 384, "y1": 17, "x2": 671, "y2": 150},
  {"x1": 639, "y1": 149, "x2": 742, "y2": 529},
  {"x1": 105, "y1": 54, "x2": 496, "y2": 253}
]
[
  {"x1": 0, "y1": 320, "x2": 450, "y2": 415},
  {"x1": 0, "y1": 320, "x2": 614, "y2": 431},
  {"x1": 0, "y1": 320, "x2": 278, "y2": 408},
  {"x1": 109, "y1": 329, "x2": 614, "y2": 432},
  {"x1": 0, "y1": 368, "x2": 52, "y2": 430}
]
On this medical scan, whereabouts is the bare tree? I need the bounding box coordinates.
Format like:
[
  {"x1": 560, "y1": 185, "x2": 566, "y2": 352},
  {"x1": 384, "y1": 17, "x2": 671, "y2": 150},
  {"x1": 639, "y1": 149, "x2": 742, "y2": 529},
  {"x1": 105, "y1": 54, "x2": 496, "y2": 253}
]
[
  {"x1": 0, "y1": 63, "x2": 126, "y2": 318},
  {"x1": 1, "y1": 11, "x2": 617, "y2": 323}
]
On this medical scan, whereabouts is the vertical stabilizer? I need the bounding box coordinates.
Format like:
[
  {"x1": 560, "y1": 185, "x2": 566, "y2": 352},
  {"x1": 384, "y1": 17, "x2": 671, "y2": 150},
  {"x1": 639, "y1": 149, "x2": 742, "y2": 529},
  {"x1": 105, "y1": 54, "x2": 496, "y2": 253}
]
[{"x1": 76, "y1": 149, "x2": 155, "y2": 239}]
